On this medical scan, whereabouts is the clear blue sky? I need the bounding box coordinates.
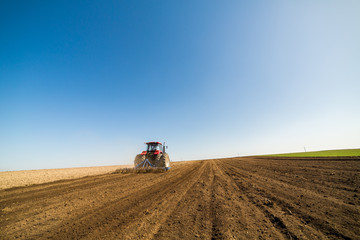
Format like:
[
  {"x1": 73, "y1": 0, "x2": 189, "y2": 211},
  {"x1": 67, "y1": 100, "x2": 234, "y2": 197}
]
[{"x1": 1, "y1": 1, "x2": 359, "y2": 171}]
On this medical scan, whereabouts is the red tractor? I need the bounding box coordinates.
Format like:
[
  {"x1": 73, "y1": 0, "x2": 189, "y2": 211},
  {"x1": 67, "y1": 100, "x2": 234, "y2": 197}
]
[{"x1": 134, "y1": 142, "x2": 170, "y2": 171}]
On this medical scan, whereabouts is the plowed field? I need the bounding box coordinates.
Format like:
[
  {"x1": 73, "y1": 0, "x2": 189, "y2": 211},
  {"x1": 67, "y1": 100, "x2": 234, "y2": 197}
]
[{"x1": 1, "y1": 157, "x2": 359, "y2": 239}]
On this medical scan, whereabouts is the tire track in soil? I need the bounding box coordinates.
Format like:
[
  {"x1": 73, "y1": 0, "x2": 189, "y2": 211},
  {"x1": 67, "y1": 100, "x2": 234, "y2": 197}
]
[
  {"x1": 237, "y1": 160, "x2": 358, "y2": 239},
  {"x1": 0, "y1": 162, "x2": 199, "y2": 239},
  {"x1": 0, "y1": 172, "x2": 172, "y2": 226},
  {"x1": 219, "y1": 161, "x2": 310, "y2": 239},
  {"x1": 209, "y1": 161, "x2": 224, "y2": 240},
  {"x1": 144, "y1": 162, "x2": 211, "y2": 239},
  {"x1": 0, "y1": 166, "x2": 190, "y2": 238},
  {"x1": 222, "y1": 161, "x2": 324, "y2": 239},
  {"x1": 0, "y1": 174, "x2": 146, "y2": 219},
  {"x1": 155, "y1": 159, "x2": 294, "y2": 239},
  {"x1": 212, "y1": 160, "x2": 287, "y2": 239},
  {"x1": 220, "y1": 158, "x2": 356, "y2": 239},
  {"x1": 112, "y1": 161, "x2": 208, "y2": 240},
  {"x1": 234, "y1": 159, "x2": 358, "y2": 204},
  {"x1": 152, "y1": 160, "x2": 217, "y2": 239},
  {"x1": 40, "y1": 161, "x2": 206, "y2": 239}
]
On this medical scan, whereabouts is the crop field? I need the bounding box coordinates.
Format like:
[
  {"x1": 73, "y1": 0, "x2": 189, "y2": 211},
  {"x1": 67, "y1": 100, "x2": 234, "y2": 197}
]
[
  {"x1": 266, "y1": 148, "x2": 360, "y2": 157},
  {"x1": 1, "y1": 156, "x2": 360, "y2": 239},
  {"x1": 0, "y1": 165, "x2": 132, "y2": 190}
]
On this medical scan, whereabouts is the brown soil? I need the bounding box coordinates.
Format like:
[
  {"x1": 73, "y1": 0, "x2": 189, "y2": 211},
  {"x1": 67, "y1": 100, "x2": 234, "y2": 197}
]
[{"x1": 1, "y1": 157, "x2": 359, "y2": 239}]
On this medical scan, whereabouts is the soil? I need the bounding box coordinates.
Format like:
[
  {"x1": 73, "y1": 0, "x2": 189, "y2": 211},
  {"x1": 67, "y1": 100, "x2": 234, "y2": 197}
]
[
  {"x1": 0, "y1": 165, "x2": 132, "y2": 190},
  {"x1": 1, "y1": 157, "x2": 359, "y2": 239}
]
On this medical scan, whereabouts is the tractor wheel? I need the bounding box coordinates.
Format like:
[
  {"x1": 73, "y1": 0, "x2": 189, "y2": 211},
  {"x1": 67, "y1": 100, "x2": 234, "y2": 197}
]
[
  {"x1": 134, "y1": 154, "x2": 145, "y2": 167},
  {"x1": 159, "y1": 153, "x2": 170, "y2": 168}
]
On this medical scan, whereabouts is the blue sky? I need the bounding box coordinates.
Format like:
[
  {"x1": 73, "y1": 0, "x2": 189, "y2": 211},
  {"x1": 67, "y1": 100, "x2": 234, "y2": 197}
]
[{"x1": 1, "y1": 1, "x2": 359, "y2": 171}]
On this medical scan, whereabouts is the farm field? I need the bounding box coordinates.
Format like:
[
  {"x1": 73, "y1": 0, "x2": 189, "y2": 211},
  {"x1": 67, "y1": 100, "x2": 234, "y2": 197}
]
[
  {"x1": 0, "y1": 165, "x2": 132, "y2": 190},
  {"x1": 266, "y1": 148, "x2": 360, "y2": 157},
  {"x1": 1, "y1": 157, "x2": 360, "y2": 239}
]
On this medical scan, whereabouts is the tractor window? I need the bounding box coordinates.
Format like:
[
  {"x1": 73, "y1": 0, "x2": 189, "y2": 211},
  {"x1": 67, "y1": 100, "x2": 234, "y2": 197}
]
[{"x1": 147, "y1": 144, "x2": 162, "y2": 152}]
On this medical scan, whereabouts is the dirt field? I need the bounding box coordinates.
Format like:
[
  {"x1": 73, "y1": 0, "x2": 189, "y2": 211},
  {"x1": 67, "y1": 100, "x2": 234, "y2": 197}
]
[
  {"x1": 1, "y1": 157, "x2": 359, "y2": 239},
  {"x1": 0, "y1": 165, "x2": 131, "y2": 190}
]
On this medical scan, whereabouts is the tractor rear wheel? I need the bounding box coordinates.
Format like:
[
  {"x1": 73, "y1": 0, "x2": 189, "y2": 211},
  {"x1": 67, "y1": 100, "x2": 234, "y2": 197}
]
[
  {"x1": 159, "y1": 153, "x2": 170, "y2": 168},
  {"x1": 134, "y1": 154, "x2": 145, "y2": 167}
]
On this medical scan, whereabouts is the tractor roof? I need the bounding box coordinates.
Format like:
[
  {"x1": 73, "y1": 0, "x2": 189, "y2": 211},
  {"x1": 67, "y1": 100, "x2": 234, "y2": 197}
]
[{"x1": 146, "y1": 142, "x2": 162, "y2": 145}]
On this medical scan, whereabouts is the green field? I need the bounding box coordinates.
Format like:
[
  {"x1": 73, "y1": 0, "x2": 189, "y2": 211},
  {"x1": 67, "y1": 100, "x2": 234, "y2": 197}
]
[{"x1": 266, "y1": 148, "x2": 360, "y2": 157}]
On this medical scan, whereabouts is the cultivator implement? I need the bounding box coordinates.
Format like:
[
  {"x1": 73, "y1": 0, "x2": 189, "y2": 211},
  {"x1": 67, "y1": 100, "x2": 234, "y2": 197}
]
[
  {"x1": 136, "y1": 158, "x2": 155, "y2": 168},
  {"x1": 118, "y1": 159, "x2": 169, "y2": 173}
]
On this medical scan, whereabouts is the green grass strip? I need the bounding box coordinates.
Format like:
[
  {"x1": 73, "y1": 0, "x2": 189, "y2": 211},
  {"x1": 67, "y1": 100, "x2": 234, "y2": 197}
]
[{"x1": 266, "y1": 148, "x2": 360, "y2": 157}]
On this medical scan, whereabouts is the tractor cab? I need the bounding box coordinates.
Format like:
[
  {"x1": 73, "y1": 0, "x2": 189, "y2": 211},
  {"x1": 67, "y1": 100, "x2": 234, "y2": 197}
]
[
  {"x1": 141, "y1": 142, "x2": 166, "y2": 155},
  {"x1": 147, "y1": 142, "x2": 162, "y2": 152}
]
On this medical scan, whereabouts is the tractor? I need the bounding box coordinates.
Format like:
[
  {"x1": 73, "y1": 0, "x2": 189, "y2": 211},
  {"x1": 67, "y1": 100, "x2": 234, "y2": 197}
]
[
  {"x1": 134, "y1": 142, "x2": 170, "y2": 170},
  {"x1": 119, "y1": 142, "x2": 170, "y2": 173}
]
